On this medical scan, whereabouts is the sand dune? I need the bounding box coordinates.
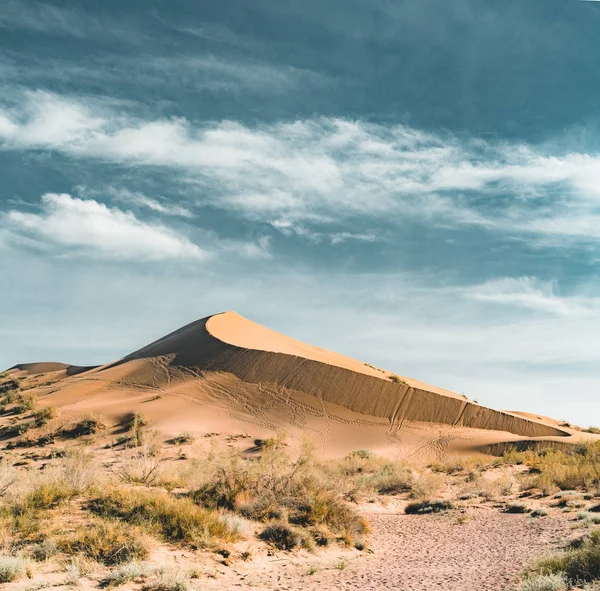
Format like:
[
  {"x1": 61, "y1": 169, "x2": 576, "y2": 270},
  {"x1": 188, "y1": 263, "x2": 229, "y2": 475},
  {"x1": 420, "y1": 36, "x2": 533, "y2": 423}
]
[{"x1": 4, "y1": 311, "x2": 595, "y2": 458}]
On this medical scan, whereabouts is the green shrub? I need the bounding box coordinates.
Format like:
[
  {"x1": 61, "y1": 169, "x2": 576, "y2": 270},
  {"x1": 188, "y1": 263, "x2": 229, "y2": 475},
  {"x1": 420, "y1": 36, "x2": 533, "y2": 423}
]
[{"x1": 505, "y1": 502, "x2": 530, "y2": 514}]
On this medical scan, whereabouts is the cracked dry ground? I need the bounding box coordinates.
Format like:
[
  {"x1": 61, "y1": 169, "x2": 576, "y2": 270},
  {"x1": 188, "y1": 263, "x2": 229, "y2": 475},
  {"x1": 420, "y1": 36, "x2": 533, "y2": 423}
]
[{"x1": 214, "y1": 506, "x2": 573, "y2": 591}]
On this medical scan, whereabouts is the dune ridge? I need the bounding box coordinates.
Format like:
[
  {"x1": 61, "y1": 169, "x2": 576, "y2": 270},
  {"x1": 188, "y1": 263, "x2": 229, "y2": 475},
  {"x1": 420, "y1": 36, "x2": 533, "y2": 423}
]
[{"x1": 108, "y1": 311, "x2": 566, "y2": 439}]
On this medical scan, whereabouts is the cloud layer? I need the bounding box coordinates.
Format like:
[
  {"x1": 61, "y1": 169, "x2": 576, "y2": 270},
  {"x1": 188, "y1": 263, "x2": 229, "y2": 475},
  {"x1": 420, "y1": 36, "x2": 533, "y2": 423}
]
[{"x1": 2, "y1": 91, "x2": 600, "y2": 247}]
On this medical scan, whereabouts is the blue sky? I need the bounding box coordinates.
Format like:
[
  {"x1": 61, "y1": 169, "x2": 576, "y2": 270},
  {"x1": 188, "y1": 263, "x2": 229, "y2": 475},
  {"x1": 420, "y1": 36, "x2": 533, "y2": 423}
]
[{"x1": 2, "y1": 0, "x2": 600, "y2": 426}]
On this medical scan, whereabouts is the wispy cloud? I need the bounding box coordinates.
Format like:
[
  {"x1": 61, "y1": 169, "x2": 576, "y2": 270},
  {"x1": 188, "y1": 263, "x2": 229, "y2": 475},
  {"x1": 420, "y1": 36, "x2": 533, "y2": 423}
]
[
  {"x1": 78, "y1": 186, "x2": 195, "y2": 219},
  {"x1": 463, "y1": 276, "x2": 600, "y2": 317},
  {"x1": 3, "y1": 91, "x2": 600, "y2": 246},
  {"x1": 4, "y1": 193, "x2": 207, "y2": 261},
  {"x1": 0, "y1": 1, "x2": 148, "y2": 44}
]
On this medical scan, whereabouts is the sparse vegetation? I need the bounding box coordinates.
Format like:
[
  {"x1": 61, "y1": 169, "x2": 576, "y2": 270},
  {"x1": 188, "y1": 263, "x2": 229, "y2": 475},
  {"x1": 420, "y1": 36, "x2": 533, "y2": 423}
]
[
  {"x1": 389, "y1": 374, "x2": 408, "y2": 386},
  {"x1": 530, "y1": 529, "x2": 600, "y2": 585},
  {"x1": 405, "y1": 499, "x2": 453, "y2": 514}
]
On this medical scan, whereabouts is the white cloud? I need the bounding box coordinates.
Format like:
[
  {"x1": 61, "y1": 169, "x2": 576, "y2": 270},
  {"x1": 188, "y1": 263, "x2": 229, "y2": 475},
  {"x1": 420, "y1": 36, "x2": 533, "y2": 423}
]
[
  {"x1": 463, "y1": 276, "x2": 598, "y2": 317},
  {"x1": 4, "y1": 193, "x2": 207, "y2": 261},
  {"x1": 3, "y1": 91, "x2": 600, "y2": 244}
]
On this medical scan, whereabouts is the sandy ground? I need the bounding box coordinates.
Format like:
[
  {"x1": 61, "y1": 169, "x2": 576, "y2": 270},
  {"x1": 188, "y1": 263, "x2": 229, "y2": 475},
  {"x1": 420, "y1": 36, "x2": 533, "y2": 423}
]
[{"x1": 190, "y1": 503, "x2": 574, "y2": 591}]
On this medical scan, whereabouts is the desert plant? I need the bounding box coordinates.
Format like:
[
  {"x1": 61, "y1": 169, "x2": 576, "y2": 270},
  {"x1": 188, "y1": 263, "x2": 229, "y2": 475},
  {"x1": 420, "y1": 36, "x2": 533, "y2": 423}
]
[
  {"x1": 87, "y1": 487, "x2": 238, "y2": 548},
  {"x1": 30, "y1": 539, "x2": 57, "y2": 561},
  {"x1": 0, "y1": 555, "x2": 27, "y2": 583},
  {"x1": 32, "y1": 406, "x2": 56, "y2": 427},
  {"x1": 405, "y1": 499, "x2": 453, "y2": 514},
  {"x1": 517, "y1": 573, "x2": 567, "y2": 591},
  {"x1": 104, "y1": 561, "x2": 156, "y2": 586},
  {"x1": 26, "y1": 481, "x2": 77, "y2": 509},
  {"x1": 533, "y1": 529, "x2": 600, "y2": 584},
  {"x1": 63, "y1": 519, "x2": 151, "y2": 565},
  {"x1": 110, "y1": 447, "x2": 165, "y2": 486},
  {"x1": 530, "y1": 507, "x2": 548, "y2": 518},
  {"x1": 505, "y1": 502, "x2": 530, "y2": 514},
  {"x1": 259, "y1": 521, "x2": 312, "y2": 551},
  {"x1": 142, "y1": 571, "x2": 189, "y2": 591},
  {"x1": 171, "y1": 432, "x2": 195, "y2": 445}
]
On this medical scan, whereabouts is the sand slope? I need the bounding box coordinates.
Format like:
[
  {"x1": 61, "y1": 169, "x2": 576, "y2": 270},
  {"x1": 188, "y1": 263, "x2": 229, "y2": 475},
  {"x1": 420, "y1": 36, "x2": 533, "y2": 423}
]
[{"x1": 3, "y1": 311, "x2": 594, "y2": 458}]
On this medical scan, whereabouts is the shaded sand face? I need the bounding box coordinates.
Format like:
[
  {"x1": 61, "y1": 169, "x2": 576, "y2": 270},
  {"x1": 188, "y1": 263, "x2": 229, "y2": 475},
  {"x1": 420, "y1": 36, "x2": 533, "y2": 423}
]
[{"x1": 5, "y1": 311, "x2": 597, "y2": 459}]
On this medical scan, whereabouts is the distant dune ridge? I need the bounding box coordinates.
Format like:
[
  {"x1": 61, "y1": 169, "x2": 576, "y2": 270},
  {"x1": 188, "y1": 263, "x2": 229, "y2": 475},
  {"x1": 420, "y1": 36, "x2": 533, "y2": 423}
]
[{"x1": 5, "y1": 311, "x2": 594, "y2": 458}]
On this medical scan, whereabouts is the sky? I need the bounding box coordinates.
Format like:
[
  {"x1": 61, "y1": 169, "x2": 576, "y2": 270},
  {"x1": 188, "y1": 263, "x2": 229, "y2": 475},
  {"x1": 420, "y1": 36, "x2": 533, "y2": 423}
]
[{"x1": 2, "y1": 0, "x2": 600, "y2": 427}]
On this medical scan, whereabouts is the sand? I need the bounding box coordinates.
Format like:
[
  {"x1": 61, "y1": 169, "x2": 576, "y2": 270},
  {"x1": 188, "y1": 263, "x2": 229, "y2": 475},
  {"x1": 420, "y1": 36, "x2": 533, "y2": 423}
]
[{"x1": 5, "y1": 311, "x2": 597, "y2": 459}]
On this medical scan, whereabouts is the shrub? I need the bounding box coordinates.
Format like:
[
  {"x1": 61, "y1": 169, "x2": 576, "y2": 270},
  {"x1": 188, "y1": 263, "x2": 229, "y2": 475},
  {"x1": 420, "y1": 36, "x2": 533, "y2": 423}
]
[
  {"x1": 171, "y1": 433, "x2": 195, "y2": 445},
  {"x1": 110, "y1": 447, "x2": 165, "y2": 486},
  {"x1": 87, "y1": 487, "x2": 238, "y2": 548},
  {"x1": 577, "y1": 511, "x2": 600, "y2": 524},
  {"x1": 30, "y1": 539, "x2": 57, "y2": 561},
  {"x1": 530, "y1": 507, "x2": 548, "y2": 518},
  {"x1": 405, "y1": 499, "x2": 453, "y2": 514},
  {"x1": 104, "y1": 561, "x2": 155, "y2": 586},
  {"x1": 63, "y1": 519, "x2": 151, "y2": 565},
  {"x1": 2, "y1": 421, "x2": 35, "y2": 438},
  {"x1": 0, "y1": 555, "x2": 26, "y2": 583},
  {"x1": 505, "y1": 502, "x2": 530, "y2": 514},
  {"x1": 389, "y1": 374, "x2": 408, "y2": 385},
  {"x1": 13, "y1": 392, "x2": 36, "y2": 414},
  {"x1": 259, "y1": 522, "x2": 312, "y2": 551},
  {"x1": 26, "y1": 481, "x2": 77, "y2": 509},
  {"x1": 62, "y1": 415, "x2": 106, "y2": 438},
  {"x1": 32, "y1": 407, "x2": 56, "y2": 427},
  {"x1": 142, "y1": 571, "x2": 189, "y2": 591},
  {"x1": 584, "y1": 427, "x2": 600, "y2": 435},
  {"x1": 533, "y1": 529, "x2": 600, "y2": 584},
  {"x1": 349, "y1": 450, "x2": 372, "y2": 459},
  {"x1": 518, "y1": 573, "x2": 567, "y2": 591}
]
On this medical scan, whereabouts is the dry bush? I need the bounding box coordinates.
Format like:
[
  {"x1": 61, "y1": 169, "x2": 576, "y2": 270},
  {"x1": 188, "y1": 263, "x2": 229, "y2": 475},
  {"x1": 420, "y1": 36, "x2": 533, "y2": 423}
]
[
  {"x1": 61, "y1": 519, "x2": 151, "y2": 565},
  {"x1": 409, "y1": 471, "x2": 445, "y2": 499},
  {"x1": 517, "y1": 573, "x2": 567, "y2": 591},
  {"x1": 510, "y1": 444, "x2": 600, "y2": 493},
  {"x1": 87, "y1": 487, "x2": 238, "y2": 548},
  {"x1": 110, "y1": 446, "x2": 165, "y2": 486},
  {"x1": 259, "y1": 521, "x2": 313, "y2": 551},
  {"x1": 142, "y1": 570, "x2": 189, "y2": 591},
  {"x1": 188, "y1": 440, "x2": 369, "y2": 546},
  {"x1": 0, "y1": 555, "x2": 27, "y2": 582},
  {"x1": 405, "y1": 499, "x2": 453, "y2": 514},
  {"x1": 532, "y1": 529, "x2": 600, "y2": 585},
  {"x1": 103, "y1": 561, "x2": 156, "y2": 586}
]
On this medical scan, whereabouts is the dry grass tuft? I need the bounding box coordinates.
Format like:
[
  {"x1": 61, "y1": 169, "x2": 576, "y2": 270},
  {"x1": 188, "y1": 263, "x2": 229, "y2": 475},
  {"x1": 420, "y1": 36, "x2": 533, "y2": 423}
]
[{"x1": 61, "y1": 519, "x2": 151, "y2": 565}]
